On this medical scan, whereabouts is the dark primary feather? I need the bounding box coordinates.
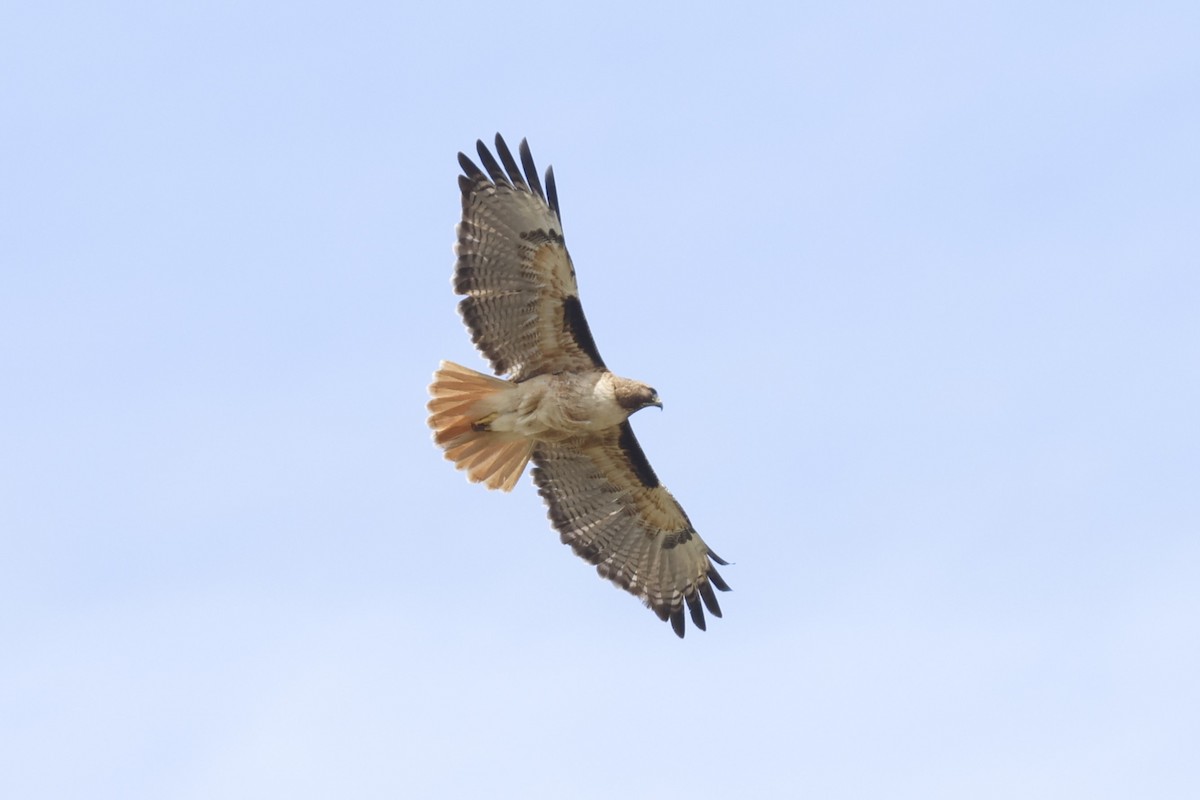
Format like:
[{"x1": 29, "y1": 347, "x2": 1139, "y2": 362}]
[
  {"x1": 546, "y1": 166, "x2": 560, "y2": 218},
  {"x1": 475, "y1": 138, "x2": 509, "y2": 185},
  {"x1": 519, "y1": 139, "x2": 548, "y2": 207},
  {"x1": 457, "y1": 151, "x2": 485, "y2": 182},
  {"x1": 493, "y1": 135, "x2": 527, "y2": 191}
]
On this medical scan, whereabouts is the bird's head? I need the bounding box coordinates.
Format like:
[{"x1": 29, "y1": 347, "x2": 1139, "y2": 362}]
[{"x1": 613, "y1": 377, "x2": 662, "y2": 414}]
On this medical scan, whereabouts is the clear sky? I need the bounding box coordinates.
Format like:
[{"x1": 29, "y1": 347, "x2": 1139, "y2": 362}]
[{"x1": 3, "y1": 2, "x2": 1198, "y2": 797}]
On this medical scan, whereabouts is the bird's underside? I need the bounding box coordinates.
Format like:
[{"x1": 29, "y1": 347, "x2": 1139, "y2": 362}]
[{"x1": 427, "y1": 134, "x2": 730, "y2": 637}]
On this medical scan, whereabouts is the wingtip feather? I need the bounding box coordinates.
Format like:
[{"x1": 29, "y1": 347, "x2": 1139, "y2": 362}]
[
  {"x1": 669, "y1": 607, "x2": 686, "y2": 638},
  {"x1": 519, "y1": 138, "x2": 546, "y2": 202},
  {"x1": 686, "y1": 593, "x2": 707, "y2": 632}
]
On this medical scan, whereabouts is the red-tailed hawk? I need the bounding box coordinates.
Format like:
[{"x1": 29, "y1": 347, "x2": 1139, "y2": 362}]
[{"x1": 427, "y1": 134, "x2": 730, "y2": 637}]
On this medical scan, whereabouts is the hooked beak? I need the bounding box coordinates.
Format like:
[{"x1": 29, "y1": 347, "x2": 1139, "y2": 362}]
[{"x1": 650, "y1": 395, "x2": 663, "y2": 410}]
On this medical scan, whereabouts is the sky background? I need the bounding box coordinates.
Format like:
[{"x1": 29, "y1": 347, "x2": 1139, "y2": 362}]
[{"x1": 3, "y1": 1, "x2": 1199, "y2": 797}]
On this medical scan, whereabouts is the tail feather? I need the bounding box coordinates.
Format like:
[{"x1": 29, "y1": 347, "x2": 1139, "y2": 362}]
[{"x1": 427, "y1": 360, "x2": 533, "y2": 492}]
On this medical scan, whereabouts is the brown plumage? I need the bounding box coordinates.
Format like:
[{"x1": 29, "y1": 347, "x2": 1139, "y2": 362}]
[{"x1": 428, "y1": 134, "x2": 730, "y2": 637}]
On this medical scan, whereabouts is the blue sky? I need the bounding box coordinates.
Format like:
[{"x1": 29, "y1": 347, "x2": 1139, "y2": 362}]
[{"x1": 3, "y1": 1, "x2": 1198, "y2": 797}]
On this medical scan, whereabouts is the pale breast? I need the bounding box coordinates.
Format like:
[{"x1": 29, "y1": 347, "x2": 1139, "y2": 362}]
[{"x1": 491, "y1": 371, "x2": 626, "y2": 441}]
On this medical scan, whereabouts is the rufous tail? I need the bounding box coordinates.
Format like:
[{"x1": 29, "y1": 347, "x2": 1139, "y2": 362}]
[{"x1": 427, "y1": 360, "x2": 532, "y2": 492}]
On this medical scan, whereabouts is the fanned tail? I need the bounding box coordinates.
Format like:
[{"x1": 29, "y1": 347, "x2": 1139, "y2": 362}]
[{"x1": 427, "y1": 360, "x2": 532, "y2": 492}]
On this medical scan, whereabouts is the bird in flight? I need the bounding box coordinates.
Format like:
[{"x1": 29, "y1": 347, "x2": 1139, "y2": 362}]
[{"x1": 428, "y1": 135, "x2": 730, "y2": 637}]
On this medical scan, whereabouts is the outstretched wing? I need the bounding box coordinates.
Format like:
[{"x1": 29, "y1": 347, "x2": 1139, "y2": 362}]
[
  {"x1": 455, "y1": 134, "x2": 606, "y2": 381},
  {"x1": 531, "y1": 422, "x2": 731, "y2": 638}
]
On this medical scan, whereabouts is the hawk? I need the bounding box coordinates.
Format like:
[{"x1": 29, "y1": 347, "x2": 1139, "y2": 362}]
[{"x1": 427, "y1": 134, "x2": 731, "y2": 637}]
